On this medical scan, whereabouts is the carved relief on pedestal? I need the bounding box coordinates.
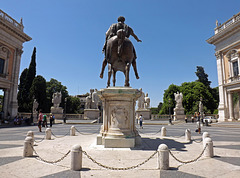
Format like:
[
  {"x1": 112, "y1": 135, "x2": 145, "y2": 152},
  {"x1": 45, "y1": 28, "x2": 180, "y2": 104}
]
[{"x1": 110, "y1": 106, "x2": 129, "y2": 129}]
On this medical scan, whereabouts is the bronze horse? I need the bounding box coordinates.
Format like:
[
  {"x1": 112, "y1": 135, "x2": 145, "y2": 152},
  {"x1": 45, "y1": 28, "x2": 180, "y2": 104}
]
[{"x1": 100, "y1": 29, "x2": 139, "y2": 87}]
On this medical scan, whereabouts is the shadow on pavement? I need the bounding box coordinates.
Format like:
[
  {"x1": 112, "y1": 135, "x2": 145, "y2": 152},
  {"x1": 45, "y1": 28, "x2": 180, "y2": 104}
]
[
  {"x1": 132, "y1": 137, "x2": 190, "y2": 151},
  {"x1": 215, "y1": 156, "x2": 240, "y2": 166}
]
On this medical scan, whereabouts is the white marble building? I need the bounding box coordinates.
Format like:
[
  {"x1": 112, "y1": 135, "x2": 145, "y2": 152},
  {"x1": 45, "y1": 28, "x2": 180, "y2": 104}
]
[
  {"x1": 0, "y1": 10, "x2": 31, "y2": 119},
  {"x1": 207, "y1": 12, "x2": 240, "y2": 122}
]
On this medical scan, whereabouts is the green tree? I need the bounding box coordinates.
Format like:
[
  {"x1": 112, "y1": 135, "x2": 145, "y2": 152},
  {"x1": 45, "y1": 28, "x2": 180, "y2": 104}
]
[
  {"x1": 17, "y1": 47, "x2": 37, "y2": 112},
  {"x1": 46, "y1": 78, "x2": 69, "y2": 112},
  {"x1": 159, "y1": 84, "x2": 180, "y2": 114},
  {"x1": 66, "y1": 96, "x2": 81, "y2": 114},
  {"x1": 30, "y1": 75, "x2": 47, "y2": 112},
  {"x1": 17, "y1": 68, "x2": 28, "y2": 112},
  {"x1": 180, "y1": 81, "x2": 216, "y2": 114},
  {"x1": 150, "y1": 102, "x2": 163, "y2": 114},
  {"x1": 195, "y1": 66, "x2": 211, "y2": 87}
]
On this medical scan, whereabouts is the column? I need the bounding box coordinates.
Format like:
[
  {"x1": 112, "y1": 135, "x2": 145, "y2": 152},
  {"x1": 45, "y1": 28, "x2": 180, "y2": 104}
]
[
  {"x1": 228, "y1": 92, "x2": 234, "y2": 121},
  {"x1": 215, "y1": 52, "x2": 226, "y2": 121},
  {"x1": 238, "y1": 92, "x2": 240, "y2": 121},
  {"x1": 3, "y1": 89, "x2": 9, "y2": 120},
  {"x1": 9, "y1": 48, "x2": 23, "y2": 118}
]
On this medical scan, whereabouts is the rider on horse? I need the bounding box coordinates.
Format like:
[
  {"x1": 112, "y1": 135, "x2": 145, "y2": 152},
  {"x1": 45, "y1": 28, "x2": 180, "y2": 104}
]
[{"x1": 100, "y1": 16, "x2": 142, "y2": 79}]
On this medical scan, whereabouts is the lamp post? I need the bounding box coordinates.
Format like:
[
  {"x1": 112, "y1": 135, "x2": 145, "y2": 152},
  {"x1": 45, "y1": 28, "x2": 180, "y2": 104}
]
[
  {"x1": 198, "y1": 97, "x2": 203, "y2": 134},
  {"x1": 168, "y1": 98, "x2": 172, "y2": 125},
  {"x1": 64, "y1": 97, "x2": 67, "y2": 124}
]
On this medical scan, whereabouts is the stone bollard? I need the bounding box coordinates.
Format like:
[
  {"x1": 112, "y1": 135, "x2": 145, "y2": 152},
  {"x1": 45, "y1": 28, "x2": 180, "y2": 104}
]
[
  {"x1": 202, "y1": 132, "x2": 210, "y2": 148},
  {"x1": 157, "y1": 144, "x2": 169, "y2": 170},
  {"x1": 23, "y1": 136, "x2": 33, "y2": 157},
  {"x1": 70, "y1": 126, "x2": 76, "y2": 136},
  {"x1": 185, "y1": 129, "x2": 191, "y2": 142},
  {"x1": 204, "y1": 137, "x2": 214, "y2": 158},
  {"x1": 45, "y1": 128, "x2": 51, "y2": 140},
  {"x1": 26, "y1": 131, "x2": 34, "y2": 140},
  {"x1": 71, "y1": 144, "x2": 82, "y2": 171},
  {"x1": 161, "y1": 127, "x2": 166, "y2": 137}
]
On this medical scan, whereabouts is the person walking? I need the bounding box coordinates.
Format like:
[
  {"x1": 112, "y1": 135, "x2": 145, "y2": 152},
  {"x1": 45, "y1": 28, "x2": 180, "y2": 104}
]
[
  {"x1": 42, "y1": 114, "x2": 48, "y2": 128},
  {"x1": 139, "y1": 114, "x2": 143, "y2": 129},
  {"x1": 38, "y1": 110, "x2": 43, "y2": 132},
  {"x1": 49, "y1": 113, "x2": 54, "y2": 127}
]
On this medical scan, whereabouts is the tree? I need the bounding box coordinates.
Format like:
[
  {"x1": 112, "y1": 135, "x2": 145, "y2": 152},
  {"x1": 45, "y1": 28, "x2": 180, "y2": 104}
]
[
  {"x1": 17, "y1": 47, "x2": 37, "y2": 112},
  {"x1": 150, "y1": 102, "x2": 163, "y2": 114},
  {"x1": 17, "y1": 68, "x2": 28, "y2": 112},
  {"x1": 46, "y1": 78, "x2": 69, "y2": 112},
  {"x1": 30, "y1": 75, "x2": 47, "y2": 112},
  {"x1": 195, "y1": 66, "x2": 211, "y2": 87},
  {"x1": 159, "y1": 84, "x2": 180, "y2": 114},
  {"x1": 180, "y1": 81, "x2": 216, "y2": 114},
  {"x1": 66, "y1": 96, "x2": 81, "y2": 114}
]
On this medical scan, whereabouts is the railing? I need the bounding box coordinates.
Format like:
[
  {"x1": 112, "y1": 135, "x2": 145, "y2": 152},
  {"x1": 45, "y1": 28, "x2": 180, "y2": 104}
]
[
  {"x1": 151, "y1": 114, "x2": 219, "y2": 120},
  {"x1": 0, "y1": 9, "x2": 23, "y2": 31},
  {"x1": 215, "y1": 12, "x2": 240, "y2": 34},
  {"x1": 229, "y1": 75, "x2": 240, "y2": 82},
  {"x1": 18, "y1": 112, "x2": 84, "y2": 120},
  {"x1": 66, "y1": 114, "x2": 84, "y2": 120}
]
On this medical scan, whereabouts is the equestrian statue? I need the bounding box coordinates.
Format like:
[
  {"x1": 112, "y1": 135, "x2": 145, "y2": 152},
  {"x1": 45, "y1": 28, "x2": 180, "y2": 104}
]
[{"x1": 100, "y1": 16, "x2": 142, "y2": 87}]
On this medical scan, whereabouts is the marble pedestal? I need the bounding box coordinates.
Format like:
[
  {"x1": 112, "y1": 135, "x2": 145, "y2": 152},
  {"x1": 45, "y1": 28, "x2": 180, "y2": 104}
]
[
  {"x1": 33, "y1": 111, "x2": 38, "y2": 123},
  {"x1": 174, "y1": 107, "x2": 185, "y2": 120},
  {"x1": 51, "y1": 107, "x2": 63, "y2": 119},
  {"x1": 96, "y1": 87, "x2": 142, "y2": 148},
  {"x1": 84, "y1": 109, "x2": 100, "y2": 120},
  {"x1": 136, "y1": 109, "x2": 151, "y2": 120}
]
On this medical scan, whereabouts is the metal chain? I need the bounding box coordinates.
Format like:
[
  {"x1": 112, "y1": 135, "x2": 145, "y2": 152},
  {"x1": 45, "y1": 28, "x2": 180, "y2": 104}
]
[
  {"x1": 171, "y1": 133, "x2": 185, "y2": 138},
  {"x1": 34, "y1": 136, "x2": 45, "y2": 143},
  {"x1": 51, "y1": 130, "x2": 70, "y2": 138},
  {"x1": 192, "y1": 138, "x2": 203, "y2": 143},
  {"x1": 75, "y1": 127, "x2": 100, "y2": 135},
  {"x1": 31, "y1": 144, "x2": 70, "y2": 164},
  {"x1": 168, "y1": 143, "x2": 208, "y2": 164},
  {"x1": 82, "y1": 150, "x2": 158, "y2": 170}
]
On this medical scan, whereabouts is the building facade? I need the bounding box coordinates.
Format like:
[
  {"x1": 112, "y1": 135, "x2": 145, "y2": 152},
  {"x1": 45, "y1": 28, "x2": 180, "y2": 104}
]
[
  {"x1": 0, "y1": 10, "x2": 31, "y2": 119},
  {"x1": 207, "y1": 12, "x2": 240, "y2": 122}
]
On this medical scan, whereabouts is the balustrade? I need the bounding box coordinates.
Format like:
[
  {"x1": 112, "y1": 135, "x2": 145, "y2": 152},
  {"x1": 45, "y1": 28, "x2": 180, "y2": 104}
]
[
  {"x1": 215, "y1": 12, "x2": 240, "y2": 34},
  {"x1": 0, "y1": 9, "x2": 23, "y2": 31}
]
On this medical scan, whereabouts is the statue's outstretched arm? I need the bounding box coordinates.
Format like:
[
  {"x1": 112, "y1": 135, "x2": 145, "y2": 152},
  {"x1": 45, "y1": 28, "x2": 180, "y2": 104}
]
[{"x1": 131, "y1": 30, "x2": 142, "y2": 42}]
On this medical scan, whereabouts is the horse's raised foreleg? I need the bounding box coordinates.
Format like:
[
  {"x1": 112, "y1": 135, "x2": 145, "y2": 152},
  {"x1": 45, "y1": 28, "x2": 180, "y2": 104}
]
[
  {"x1": 100, "y1": 59, "x2": 107, "y2": 79},
  {"x1": 112, "y1": 70, "x2": 116, "y2": 87},
  {"x1": 124, "y1": 63, "x2": 130, "y2": 87},
  {"x1": 107, "y1": 64, "x2": 112, "y2": 87},
  {"x1": 132, "y1": 59, "x2": 139, "y2": 79}
]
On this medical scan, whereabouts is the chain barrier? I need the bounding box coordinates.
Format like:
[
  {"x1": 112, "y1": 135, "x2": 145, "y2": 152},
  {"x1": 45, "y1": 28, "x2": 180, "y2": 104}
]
[
  {"x1": 171, "y1": 133, "x2": 185, "y2": 138},
  {"x1": 168, "y1": 143, "x2": 208, "y2": 164},
  {"x1": 137, "y1": 128, "x2": 162, "y2": 135},
  {"x1": 75, "y1": 127, "x2": 100, "y2": 135},
  {"x1": 31, "y1": 144, "x2": 70, "y2": 164},
  {"x1": 34, "y1": 136, "x2": 45, "y2": 143},
  {"x1": 51, "y1": 130, "x2": 70, "y2": 138},
  {"x1": 82, "y1": 150, "x2": 158, "y2": 170},
  {"x1": 192, "y1": 137, "x2": 203, "y2": 143}
]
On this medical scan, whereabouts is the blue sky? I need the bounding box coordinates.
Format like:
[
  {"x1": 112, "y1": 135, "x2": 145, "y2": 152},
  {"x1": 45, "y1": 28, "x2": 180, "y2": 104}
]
[{"x1": 2, "y1": 1, "x2": 240, "y2": 107}]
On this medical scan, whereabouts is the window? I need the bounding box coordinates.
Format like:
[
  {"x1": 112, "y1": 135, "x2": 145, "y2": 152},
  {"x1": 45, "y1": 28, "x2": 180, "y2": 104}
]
[
  {"x1": 233, "y1": 61, "x2": 239, "y2": 77},
  {"x1": 0, "y1": 58, "x2": 5, "y2": 74}
]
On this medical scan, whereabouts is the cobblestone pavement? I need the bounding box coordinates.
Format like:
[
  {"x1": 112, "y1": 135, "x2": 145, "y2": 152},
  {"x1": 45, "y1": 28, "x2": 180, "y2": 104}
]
[{"x1": 0, "y1": 121, "x2": 240, "y2": 178}]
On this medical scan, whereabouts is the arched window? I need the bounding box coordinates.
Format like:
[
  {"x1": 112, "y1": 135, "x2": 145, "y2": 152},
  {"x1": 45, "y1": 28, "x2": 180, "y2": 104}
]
[
  {"x1": 0, "y1": 58, "x2": 5, "y2": 74},
  {"x1": 226, "y1": 49, "x2": 240, "y2": 82}
]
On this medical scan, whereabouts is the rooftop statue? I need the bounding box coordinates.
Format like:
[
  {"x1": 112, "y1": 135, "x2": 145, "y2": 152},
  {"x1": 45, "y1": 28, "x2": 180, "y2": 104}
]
[{"x1": 100, "y1": 16, "x2": 142, "y2": 87}]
